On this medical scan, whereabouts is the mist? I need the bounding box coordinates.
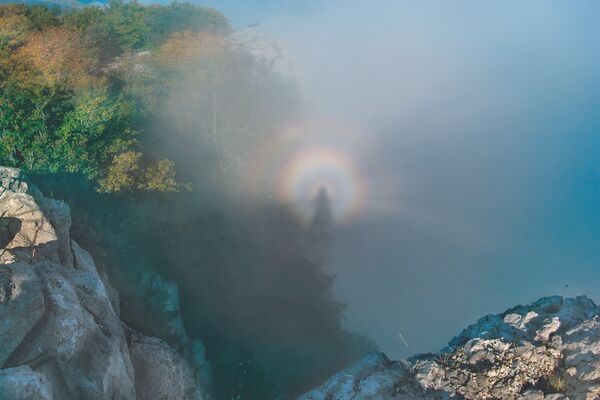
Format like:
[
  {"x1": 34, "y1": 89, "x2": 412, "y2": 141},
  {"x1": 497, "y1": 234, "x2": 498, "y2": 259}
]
[{"x1": 203, "y1": 1, "x2": 600, "y2": 358}]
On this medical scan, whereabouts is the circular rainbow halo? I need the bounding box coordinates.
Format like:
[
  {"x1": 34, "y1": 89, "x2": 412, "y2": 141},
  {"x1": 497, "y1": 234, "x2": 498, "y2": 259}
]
[{"x1": 278, "y1": 148, "x2": 366, "y2": 225}]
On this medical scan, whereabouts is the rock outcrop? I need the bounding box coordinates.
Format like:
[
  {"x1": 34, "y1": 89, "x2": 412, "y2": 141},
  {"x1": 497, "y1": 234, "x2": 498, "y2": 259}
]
[
  {"x1": 298, "y1": 352, "x2": 430, "y2": 400},
  {"x1": 0, "y1": 366, "x2": 53, "y2": 400},
  {"x1": 0, "y1": 168, "x2": 206, "y2": 400},
  {"x1": 127, "y1": 327, "x2": 202, "y2": 400},
  {"x1": 299, "y1": 296, "x2": 600, "y2": 400}
]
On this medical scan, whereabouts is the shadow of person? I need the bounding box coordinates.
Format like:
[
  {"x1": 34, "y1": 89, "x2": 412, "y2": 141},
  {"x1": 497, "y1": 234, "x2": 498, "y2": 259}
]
[{"x1": 0, "y1": 217, "x2": 22, "y2": 249}]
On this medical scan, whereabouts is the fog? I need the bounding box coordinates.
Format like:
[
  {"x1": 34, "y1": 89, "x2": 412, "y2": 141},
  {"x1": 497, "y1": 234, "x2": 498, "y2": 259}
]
[{"x1": 192, "y1": 1, "x2": 600, "y2": 358}]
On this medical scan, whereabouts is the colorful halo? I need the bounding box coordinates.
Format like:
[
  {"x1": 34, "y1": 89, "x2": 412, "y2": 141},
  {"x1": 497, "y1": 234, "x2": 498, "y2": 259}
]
[{"x1": 278, "y1": 148, "x2": 366, "y2": 225}]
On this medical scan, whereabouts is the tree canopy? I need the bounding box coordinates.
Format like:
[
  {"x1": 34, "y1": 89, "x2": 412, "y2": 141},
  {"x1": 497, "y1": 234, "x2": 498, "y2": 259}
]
[{"x1": 0, "y1": 1, "x2": 230, "y2": 192}]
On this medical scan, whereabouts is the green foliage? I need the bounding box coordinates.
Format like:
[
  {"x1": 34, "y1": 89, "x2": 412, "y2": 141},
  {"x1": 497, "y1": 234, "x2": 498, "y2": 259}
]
[
  {"x1": 55, "y1": 91, "x2": 138, "y2": 178},
  {"x1": 98, "y1": 151, "x2": 181, "y2": 193},
  {"x1": 26, "y1": 5, "x2": 61, "y2": 31},
  {"x1": 0, "y1": 4, "x2": 60, "y2": 50},
  {"x1": 62, "y1": 6, "x2": 105, "y2": 30},
  {"x1": 140, "y1": 159, "x2": 178, "y2": 192},
  {"x1": 0, "y1": 5, "x2": 32, "y2": 51},
  {"x1": 100, "y1": 0, "x2": 229, "y2": 50},
  {"x1": 103, "y1": 0, "x2": 149, "y2": 50},
  {"x1": 97, "y1": 151, "x2": 142, "y2": 193},
  {"x1": 0, "y1": 78, "x2": 73, "y2": 170},
  {"x1": 143, "y1": 2, "x2": 229, "y2": 45},
  {"x1": 0, "y1": 80, "x2": 137, "y2": 179},
  {"x1": 0, "y1": 2, "x2": 226, "y2": 190},
  {"x1": 63, "y1": 6, "x2": 122, "y2": 65}
]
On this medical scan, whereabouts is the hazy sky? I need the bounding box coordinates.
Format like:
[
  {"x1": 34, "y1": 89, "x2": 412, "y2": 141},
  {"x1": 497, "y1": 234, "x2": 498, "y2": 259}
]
[{"x1": 198, "y1": 1, "x2": 600, "y2": 358}]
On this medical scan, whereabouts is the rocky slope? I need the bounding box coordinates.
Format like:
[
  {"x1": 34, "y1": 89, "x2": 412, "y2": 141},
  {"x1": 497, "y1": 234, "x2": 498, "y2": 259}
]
[
  {"x1": 299, "y1": 296, "x2": 600, "y2": 400},
  {"x1": 0, "y1": 167, "x2": 206, "y2": 400}
]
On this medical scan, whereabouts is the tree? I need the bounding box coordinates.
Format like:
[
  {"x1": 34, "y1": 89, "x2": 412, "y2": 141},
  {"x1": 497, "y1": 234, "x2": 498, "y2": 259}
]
[
  {"x1": 15, "y1": 26, "x2": 96, "y2": 88},
  {"x1": 63, "y1": 6, "x2": 123, "y2": 67},
  {"x1": 101, "y1": 1, "x2": 229, "y2": 51},
  {"x1": 97, "y1": 151, "x2": 142, "y2": 193},
  {"x1": 0, "y1": 78, "x2": 72, "y2": 170},
  {"x1": 140, "y1": 159, "x2": 178, "y2": 192},
  {"x1": 98, "y1": 151, "x2": 181, "y2": 193},
  {"x1": 103, "y1": 0, "x2": 149, "y2": 50},
  {"x1": 0, "y1": 81, "x2": 138, "y2": 179},
  {"x1": 26, "y1": 5, "x2": 60, "y2": 31},
  {"x1": 0, "y1": 5, "x2": 31, "y2": 51},
  {"x1": 52, "y1": 91, "x2": 138, "y2": 178},
  {"x1": 144, "y1": 34, "x2": 298, "y2": 184}
]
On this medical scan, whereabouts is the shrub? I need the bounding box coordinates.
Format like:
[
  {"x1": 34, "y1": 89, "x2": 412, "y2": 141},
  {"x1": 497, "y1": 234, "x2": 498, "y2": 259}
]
[
  {"x1": 547, "y1": 374, "x2": 568, "y2": 393},
  {"x1": 99, "y1": 151, "x2": 181, "y2": 193},
  {"x1": 98, "y1": 151, "x2": 142, "y2": 193}
]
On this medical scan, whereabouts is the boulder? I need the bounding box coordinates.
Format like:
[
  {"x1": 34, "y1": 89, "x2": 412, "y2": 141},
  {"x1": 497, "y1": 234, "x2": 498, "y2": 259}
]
[
  {"x1": 560, "y1": 317, "x2": 600, "y2": 397},
  {"x1": 4, "y1": 261, "x2": 136, "y2": 400},
  {"x1": 127, "y1": 328, "x2": 203, "y2": 400},
  {"x1": 298, "y1": 352, "x2": 430, "y2": 400},
  {"x1": 0, "y1": 263, "x2": 44, "y2": 368},
  {"x1": 38, "y1": 197, "x2": 73, "y2": 268},
  {"x1": 0, "y1": 167, "x2": 28, "y2": 194},
  {"x1": 0, "y1": 366, "x2": 53, "y2": 400},
  {"x1": 0, "y1": 190, "x2": 59, "y2": 265},
  {"x1": 0, "y1": 168, "x2": 207, "y2": 400}
]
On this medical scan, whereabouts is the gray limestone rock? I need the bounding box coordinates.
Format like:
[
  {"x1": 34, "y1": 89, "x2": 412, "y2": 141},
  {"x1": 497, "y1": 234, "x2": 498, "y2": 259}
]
[
  {"x1": 0, "y1": 366, "x2": 53, "y2": 400},
  {"x1": 299, "y1": 296, "x2": 600, "y2": 400},
  {"x1": 0, "y1": 168, "x2": 207, "y2": 400}
]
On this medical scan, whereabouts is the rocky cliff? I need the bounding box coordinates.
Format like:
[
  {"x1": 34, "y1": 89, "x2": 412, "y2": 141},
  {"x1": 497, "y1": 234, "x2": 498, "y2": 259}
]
[
  {"x1": 0, "y1": 167, "x2": 206, "y2": 400},
  {"x1": 299, "y1": 296, "x2": 600, "y2": 400}
]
